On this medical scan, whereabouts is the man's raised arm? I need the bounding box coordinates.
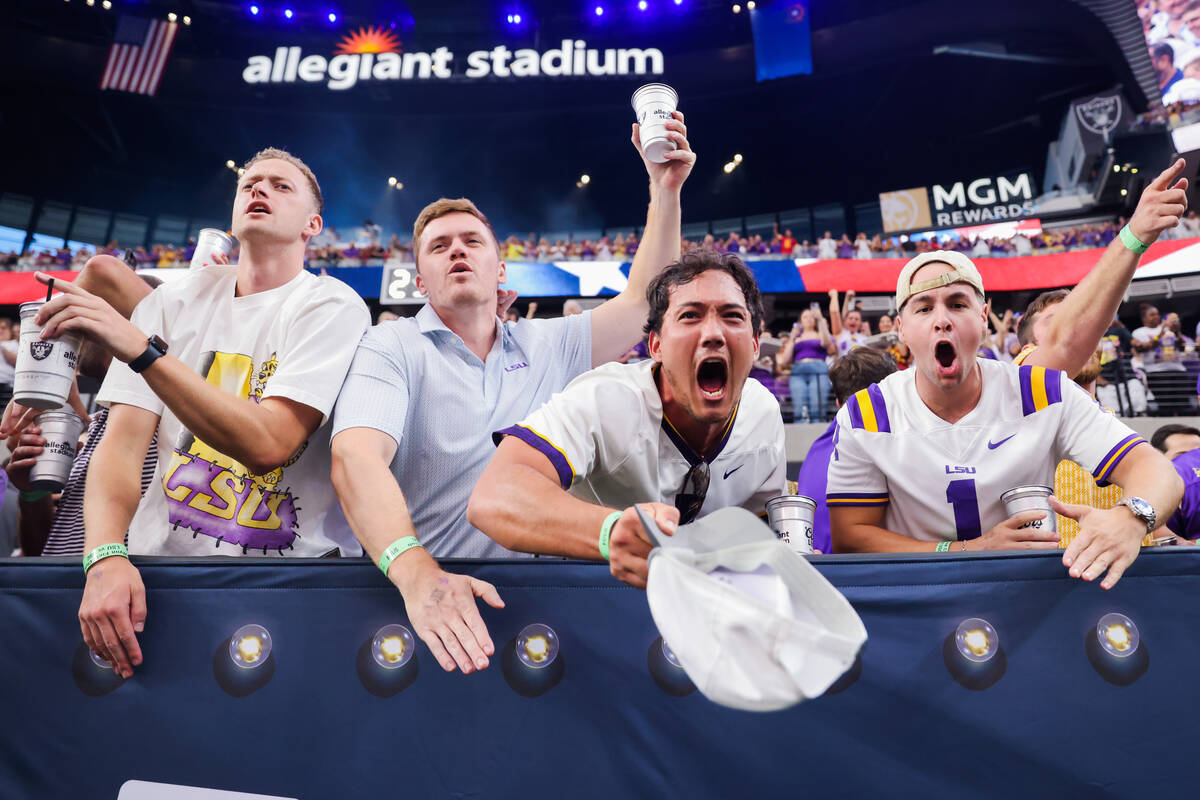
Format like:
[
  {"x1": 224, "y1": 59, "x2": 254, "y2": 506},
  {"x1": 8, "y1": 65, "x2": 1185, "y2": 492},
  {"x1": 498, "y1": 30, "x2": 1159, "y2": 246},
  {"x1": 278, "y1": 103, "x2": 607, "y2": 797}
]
[
  {"x1": 589, "y1": 112, "x2": 695, "y2": 366},
  {"x1": 1025, "y1": 159, "x2": 1188, "y2": 377}
]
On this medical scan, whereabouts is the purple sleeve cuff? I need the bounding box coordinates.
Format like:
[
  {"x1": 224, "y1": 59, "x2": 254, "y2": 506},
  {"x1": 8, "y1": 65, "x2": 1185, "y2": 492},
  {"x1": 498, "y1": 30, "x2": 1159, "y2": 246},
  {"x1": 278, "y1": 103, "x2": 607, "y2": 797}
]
[{"x1": 495, "y1": 425, "x2": 574, "y2": 489}]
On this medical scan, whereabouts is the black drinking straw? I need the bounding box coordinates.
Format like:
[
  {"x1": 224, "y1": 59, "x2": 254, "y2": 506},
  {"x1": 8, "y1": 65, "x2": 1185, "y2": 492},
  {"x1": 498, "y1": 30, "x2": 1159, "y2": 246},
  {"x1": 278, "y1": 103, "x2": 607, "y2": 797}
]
[{"x1": 45, "y1": 277, "x2": 53, "y2": 303}]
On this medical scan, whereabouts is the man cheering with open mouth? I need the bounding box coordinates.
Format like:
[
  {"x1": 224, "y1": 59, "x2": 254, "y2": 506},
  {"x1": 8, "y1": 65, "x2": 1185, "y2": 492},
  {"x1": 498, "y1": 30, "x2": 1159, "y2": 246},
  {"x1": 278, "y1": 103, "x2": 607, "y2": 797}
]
[{"x1": 468, "y1": 249, "x2": 786, "y2": 589}]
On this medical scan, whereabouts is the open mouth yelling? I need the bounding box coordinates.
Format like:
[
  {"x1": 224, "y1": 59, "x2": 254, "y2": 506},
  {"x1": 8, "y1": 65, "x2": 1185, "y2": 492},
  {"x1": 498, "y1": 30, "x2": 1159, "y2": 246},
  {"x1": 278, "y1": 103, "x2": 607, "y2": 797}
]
[
  {"x1": 246, "y1": 200, "x2": 271, "y2": 216},
  {"x1": 449, "y1": 260, "x2": 473, "y2": 276},
  {"x1": 934, "y1": 339, "x2": 959, "y2": 378},
  {"x1": 696, "y1": 357, "x2": 729, "y2": 400}
]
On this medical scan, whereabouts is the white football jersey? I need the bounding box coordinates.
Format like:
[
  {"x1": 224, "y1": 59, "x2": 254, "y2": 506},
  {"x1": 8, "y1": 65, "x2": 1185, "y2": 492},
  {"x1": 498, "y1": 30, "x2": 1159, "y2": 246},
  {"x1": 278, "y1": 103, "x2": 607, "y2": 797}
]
[
  {"x1": 826, "y1": 359, "x2": 1147, "y2": 542},
  {"x1": 496, "y1": 360, "x2": 787, "y2": 519}
]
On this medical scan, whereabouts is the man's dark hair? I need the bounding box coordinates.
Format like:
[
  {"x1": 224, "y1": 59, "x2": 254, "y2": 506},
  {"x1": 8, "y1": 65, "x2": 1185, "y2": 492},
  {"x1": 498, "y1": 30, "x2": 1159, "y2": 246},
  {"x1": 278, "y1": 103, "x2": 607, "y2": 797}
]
[
  {"x1": 643, "y1": 248, "x2": 763, "y2": 337},
  {"x1": 1018, "y1": 289, "x2": 1069, "y2": 346},
  {"x1": 1154, "y1": 42, "x2": 1176, "y2": 64},
  {"x1": 828, "y1": 347, "x2": 898, "y2": 405},
  {"x1": 1151, "y1": 424, "x2": 1200, "y2": 453}
]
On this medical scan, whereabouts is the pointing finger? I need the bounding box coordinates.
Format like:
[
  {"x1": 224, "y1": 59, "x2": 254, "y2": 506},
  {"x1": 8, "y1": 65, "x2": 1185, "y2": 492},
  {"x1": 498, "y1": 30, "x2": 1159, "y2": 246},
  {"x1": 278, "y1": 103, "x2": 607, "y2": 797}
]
[{"x1": 1150, "y1": 158, "x2": 1187, "y2": 191}]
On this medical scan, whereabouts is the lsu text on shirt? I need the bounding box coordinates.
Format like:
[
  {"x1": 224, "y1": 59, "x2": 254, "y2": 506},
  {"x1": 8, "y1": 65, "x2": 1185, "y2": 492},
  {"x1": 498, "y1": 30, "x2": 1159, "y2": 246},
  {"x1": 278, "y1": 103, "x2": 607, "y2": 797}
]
[
  {"x1": 826, "y1": 358, "x2": 1147, "y2": 542},
  {"x1": 97, "y1": 265, "x2": 370, "y2": 556}
]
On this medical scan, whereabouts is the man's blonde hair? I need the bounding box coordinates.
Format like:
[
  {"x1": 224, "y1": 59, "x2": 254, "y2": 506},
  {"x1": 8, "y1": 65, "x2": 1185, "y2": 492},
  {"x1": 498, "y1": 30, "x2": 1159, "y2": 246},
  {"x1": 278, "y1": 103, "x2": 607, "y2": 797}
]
[
  {"x1": 242, "y1": 147, "x2": 323, "y2": 216},
  {"x1": 412, "y1": 198, "x2": 500, "y2": 266}
]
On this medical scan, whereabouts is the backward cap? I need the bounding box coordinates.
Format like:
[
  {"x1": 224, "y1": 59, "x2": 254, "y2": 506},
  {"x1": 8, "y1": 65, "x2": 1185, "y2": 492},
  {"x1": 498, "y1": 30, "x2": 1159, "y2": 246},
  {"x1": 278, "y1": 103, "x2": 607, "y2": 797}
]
[{"x1": 895, "y1": 250, "x2": 986, "y2": 310}]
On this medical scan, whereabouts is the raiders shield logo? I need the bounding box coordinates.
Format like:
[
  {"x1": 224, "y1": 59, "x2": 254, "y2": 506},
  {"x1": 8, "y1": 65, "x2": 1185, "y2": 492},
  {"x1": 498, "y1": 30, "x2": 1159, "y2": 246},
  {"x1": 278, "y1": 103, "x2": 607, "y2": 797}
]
[
  {"x1": 1075, "y1": 95, "x2": 1122, "y2": 136},
  {"x1": 29, "y1": 341, "x2": 53, "y2": 361}
]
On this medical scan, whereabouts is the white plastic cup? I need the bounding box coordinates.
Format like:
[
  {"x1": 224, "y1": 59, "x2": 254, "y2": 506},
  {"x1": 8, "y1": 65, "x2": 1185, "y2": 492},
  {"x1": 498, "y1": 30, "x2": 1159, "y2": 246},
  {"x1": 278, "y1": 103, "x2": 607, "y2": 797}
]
[
  {"x1": 766, "y1": 494, "x2": 816, "y2": 554},
  {"x1": 14, "y1": 301, "x2": 81, "y2": 411},
  {"x1": 631, "y1": 83, "x2": 679, "y2": 164},
  {"x1": 191, "y1": 228, "x2": 234, "y2": 270},
  {"x1": 29, "y1": 410, "x2": 85, "y2": 492},
  {"x1": 1000, "y1": 485, "x2": 1058, "y2": 533}
]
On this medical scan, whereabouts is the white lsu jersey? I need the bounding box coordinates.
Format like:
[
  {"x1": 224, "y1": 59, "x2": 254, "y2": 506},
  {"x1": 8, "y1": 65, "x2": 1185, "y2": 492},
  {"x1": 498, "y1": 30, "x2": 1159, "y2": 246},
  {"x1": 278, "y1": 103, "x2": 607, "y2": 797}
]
[
  {"x1": 495, "y1": 360, "x2": 787, "y2": 519},
  {"x1": 826, "y1": 359, "x2": 1147, "y2": 542}
]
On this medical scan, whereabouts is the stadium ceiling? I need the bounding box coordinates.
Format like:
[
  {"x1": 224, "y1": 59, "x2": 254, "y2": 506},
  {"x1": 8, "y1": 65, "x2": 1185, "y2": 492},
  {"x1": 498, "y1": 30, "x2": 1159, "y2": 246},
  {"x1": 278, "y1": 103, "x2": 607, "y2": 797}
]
[{"x1": 1, "y1": 0, "x2": 1157, "y2": 236}]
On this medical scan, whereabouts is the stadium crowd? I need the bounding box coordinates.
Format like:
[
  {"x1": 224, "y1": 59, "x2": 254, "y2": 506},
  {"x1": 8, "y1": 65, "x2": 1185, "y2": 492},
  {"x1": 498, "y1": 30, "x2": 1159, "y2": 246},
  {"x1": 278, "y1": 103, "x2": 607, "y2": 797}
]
[
  {"x1": 8, "y1": 212, "x2": 1200, "y2": 270},
  {"x1": 0, "y1": 124, "x2": 1197, "y2": 683}
]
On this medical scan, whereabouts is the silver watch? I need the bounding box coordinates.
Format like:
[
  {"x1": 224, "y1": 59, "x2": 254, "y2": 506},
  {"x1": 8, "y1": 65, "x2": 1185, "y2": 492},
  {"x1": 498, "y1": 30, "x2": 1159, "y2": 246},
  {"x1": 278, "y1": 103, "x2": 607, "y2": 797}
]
[{"x1": 1117, "y1": 497, "x2": 1156, "y2": 534}]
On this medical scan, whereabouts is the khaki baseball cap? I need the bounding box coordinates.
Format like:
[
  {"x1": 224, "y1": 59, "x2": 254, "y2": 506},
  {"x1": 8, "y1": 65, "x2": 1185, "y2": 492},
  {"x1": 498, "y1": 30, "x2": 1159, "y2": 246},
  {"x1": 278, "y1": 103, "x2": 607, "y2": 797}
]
[{"x1": 895, "y1": 250, "x2": 986, "y2": 310}]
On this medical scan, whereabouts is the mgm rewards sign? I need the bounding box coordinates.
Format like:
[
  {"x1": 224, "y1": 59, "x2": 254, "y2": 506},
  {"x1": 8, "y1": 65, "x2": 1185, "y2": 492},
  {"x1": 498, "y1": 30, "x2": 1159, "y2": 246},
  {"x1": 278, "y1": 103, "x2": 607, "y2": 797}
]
[
  {"x1": 243, "y1": 26, "x2": 665, "y2": 90},
  {"x1": 879, "y1": 172, "x2": 1035, "y2": 233}
]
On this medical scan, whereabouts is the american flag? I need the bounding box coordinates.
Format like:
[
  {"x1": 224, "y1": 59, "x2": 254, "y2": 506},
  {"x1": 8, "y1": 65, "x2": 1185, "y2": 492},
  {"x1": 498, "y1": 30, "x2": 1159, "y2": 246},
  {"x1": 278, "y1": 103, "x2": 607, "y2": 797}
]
[{"x1": 100, "y1": 16, "x2": 178, "y2": 96}]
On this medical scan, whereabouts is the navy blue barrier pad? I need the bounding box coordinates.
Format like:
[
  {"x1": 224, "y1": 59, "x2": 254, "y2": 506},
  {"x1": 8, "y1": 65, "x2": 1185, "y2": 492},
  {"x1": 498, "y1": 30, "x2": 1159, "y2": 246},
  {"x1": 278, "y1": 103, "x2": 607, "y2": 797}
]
[{"x1": 2, "y1": 550, "x2": 1199, "y2": 798}]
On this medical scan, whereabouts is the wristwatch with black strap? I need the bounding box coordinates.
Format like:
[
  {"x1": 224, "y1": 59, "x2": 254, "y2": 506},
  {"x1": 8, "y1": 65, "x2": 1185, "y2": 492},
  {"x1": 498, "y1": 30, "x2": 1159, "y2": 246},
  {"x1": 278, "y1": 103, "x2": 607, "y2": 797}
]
[{"x1": 129, "y1": 335, "x2": 168, "y2": 374}]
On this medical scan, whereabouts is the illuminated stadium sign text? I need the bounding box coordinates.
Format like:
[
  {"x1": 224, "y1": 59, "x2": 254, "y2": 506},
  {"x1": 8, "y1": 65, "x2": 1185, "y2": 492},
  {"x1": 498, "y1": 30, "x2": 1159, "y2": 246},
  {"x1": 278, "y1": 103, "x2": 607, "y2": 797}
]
[
  {"x1": 931, "y1": 173, "x2": 1034, "y2": 227},
  {"x1": 243, "y1": 37, "x2": 665, "y2": 91}
]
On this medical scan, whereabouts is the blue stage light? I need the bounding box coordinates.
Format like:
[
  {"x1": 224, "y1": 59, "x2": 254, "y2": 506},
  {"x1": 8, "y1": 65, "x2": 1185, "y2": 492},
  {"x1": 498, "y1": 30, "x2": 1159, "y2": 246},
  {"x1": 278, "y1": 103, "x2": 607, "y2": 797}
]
[
  {"x1": 284, "y1": 8, "x2": 293, "y2": 19},
  {"x1": 594, "y1": 5, "x2": 604, "y2": 16},
  {"x1": 249, "y1": 4, "x2": 259, "y2": 15},
  {"x1": 638, "y1": 0, "x2": 647, "y2": 9},
  {"x1": 514, "y1": 13, "x2": 522, "y2": 23},
  {"x1": 328, "y1": 11, "x2": 337, "y2": 23}
]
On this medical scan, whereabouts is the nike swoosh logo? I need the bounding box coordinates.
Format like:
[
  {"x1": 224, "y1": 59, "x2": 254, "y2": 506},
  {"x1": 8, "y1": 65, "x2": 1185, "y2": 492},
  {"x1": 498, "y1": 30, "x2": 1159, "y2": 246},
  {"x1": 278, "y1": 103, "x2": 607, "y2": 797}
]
[
  {"x1": 723, "y1": 465, "x2": 743, "y2": 480},
  {"x1": 987, "y1": 435, "x2": 1015, "y2": 450}
]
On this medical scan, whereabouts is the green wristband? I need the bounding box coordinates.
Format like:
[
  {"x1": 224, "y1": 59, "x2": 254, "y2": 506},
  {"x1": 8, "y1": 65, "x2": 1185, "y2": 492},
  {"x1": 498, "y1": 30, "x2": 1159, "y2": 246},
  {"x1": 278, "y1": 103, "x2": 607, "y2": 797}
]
[
  {"x1": 83, "y1": 543, "x2": 129, "y2": 573},
  {"x1": 19, "y1": 490, "x2": 50, "y2": 503},
  {"x1": 935, "y1": 541, "x2": 951, "y2": 553},
  {"x1": 378, "y1": 536, "x2": 422, "y2": 577},
  {"x1": 1119, "y1": 225, "x2": 1149, "y2": 255},
  {"x1": 598, "y1": 511, "x2": 622, "y2": 562}
]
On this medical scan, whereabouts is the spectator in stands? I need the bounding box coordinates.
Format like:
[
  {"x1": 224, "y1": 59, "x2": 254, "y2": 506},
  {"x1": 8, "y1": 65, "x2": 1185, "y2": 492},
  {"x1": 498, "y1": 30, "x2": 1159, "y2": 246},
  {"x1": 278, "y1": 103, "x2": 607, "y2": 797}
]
[
  {"x1": 778, "y1": 307, "x2": 835, "y2": 424},
  {"x1": 1154, "y1": 42, "x2": 1185, "y2": 93},
  {"x1": 468, "y1": 250, "x2": 784, "y2": 588},
  {"x1": 818, "y1": 231, "x2": 837, "y2": 260},
  {"x1": 854, "y1": 233, "x2": 872, "y2": 260},
  {"x1": 376, "y1": 310, "x2": 399, "y2": 325},
  {"x1": 25, "y1": 148, "x2": 370, "y2": 679},
  {"x1": 563, "y1": 299, "x2": 584, "y2": 316},
  {"x1": 827, "y1": 251, "x2": 1182, "y2": 589},
  {"x1": 795, "y1": 347, "x2": 898, "y2": 555},
  {"x1": 1133, "y1": 304, "x2": 1197, "y2": 414},
  {"x1": 1165, "y1": 443, "x2": 1200, "y2": 539},
  {"x1": 779, "y1": 227, "x2": 796, "y2": 257},
  {"x1": 6, "y1": 274, "x2": 162, "y2": 557},
  {"x1": 328, "y1": 112, "x2": 695, "y2": 674},
  {"x1": 1152, "y1": 423, "x2": 1200, "y2": 460},
  {"x1": 830, "y1": 289, "x2": 869, "y2": 355}
]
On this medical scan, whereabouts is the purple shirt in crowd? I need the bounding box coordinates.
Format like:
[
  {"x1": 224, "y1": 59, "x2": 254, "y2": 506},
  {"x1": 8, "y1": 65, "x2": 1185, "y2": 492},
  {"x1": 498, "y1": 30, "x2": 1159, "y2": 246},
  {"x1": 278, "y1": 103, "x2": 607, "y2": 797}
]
[
  {"x1": 794, "y1": 419, "x2": 837, "y2": 554},
  {"x1": 793, "y1": 337, "x2": 828, "y2": 362},
  {"x1": 1168, "y1": 448, "x2": 1200, "y2": 539}
]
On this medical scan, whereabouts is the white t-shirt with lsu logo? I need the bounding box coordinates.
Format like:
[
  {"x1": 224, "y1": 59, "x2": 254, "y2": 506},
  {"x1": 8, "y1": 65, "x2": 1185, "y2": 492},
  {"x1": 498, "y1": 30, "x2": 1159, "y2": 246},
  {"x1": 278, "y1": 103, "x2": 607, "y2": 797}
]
[
  {"x1": 826, "y1": 358, "x2": 1147, "y2": 542},
  {"x1": 496, "y1": 359, "x2": 787, "y2": 520},
  {"x1": 97, "y1": 265, "x2": 369, "y2": 556}
]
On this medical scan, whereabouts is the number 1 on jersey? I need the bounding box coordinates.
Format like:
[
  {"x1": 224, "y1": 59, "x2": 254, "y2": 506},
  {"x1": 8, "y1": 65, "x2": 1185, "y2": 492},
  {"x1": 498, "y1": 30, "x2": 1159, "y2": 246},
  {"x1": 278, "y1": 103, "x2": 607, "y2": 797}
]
[{"x1": 946, "y1": 479, "x2": 982, "y2": 540}]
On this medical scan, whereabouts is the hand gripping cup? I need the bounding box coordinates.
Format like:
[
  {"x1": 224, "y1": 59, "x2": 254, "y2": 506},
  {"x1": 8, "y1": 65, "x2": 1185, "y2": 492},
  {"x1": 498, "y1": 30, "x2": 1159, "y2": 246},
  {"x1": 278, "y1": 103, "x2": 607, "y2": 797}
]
[
  {"x1": 14, "y1": 301, "x2": 81, "y2": 410},
  {"x1": 1000, "y1": 485, "x2": 1057, "y2": 534},
  {"x1": 766, "y1": 494, "x2": 816, "y2": 555},
  {"x1": 631, "y1": 83, "x2": 679, "y2": 164},
  {"x1": 29, "y1": 410, "x2": 85, "y2": 492},
  {"x1": 191, "y1": 228, "x2": 234, "y2": 270}
]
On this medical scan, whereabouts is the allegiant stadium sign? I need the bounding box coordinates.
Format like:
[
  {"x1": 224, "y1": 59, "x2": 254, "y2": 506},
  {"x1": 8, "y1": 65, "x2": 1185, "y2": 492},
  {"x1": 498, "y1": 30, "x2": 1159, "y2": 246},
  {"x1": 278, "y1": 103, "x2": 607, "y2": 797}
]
[{"x1": 243, "y1": 26, "x2": 665, "y2": 90}]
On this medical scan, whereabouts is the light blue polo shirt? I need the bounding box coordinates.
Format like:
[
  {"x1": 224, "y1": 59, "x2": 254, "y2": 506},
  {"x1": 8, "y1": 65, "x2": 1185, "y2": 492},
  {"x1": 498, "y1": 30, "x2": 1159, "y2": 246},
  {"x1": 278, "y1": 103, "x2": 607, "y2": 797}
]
[{"x1": 331, "y1": 303, "x2": 592, "y2": 558}]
